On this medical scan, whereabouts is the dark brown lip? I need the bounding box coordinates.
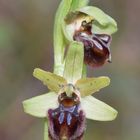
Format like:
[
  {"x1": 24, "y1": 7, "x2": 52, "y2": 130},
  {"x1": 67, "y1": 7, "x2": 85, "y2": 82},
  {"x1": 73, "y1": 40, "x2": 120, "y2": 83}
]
[
  {"x1": 73, "y1": 31, "x2": 112, "y2": 67},
  {"x1": 73, "y1": 18, "x2": 112, "y2": 67},
  {"x1": 48, "y1": 102, "x2": 86, "y2": 140}
]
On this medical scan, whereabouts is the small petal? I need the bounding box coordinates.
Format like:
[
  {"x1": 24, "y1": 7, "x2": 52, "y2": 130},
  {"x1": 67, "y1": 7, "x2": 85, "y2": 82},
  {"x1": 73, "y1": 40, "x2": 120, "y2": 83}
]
[
  {"x1": 75, "y1": 76, "x2": 110, "y2": 97},
  {"x1": 81, "y1": 96, "x2": 118, "y2": 121},
  {"x1": 23, "y1": 92, "x2": 58, "y2": 118},
  {"x1": 33, "y1": 68, "x2": 67, "y2": 93}
]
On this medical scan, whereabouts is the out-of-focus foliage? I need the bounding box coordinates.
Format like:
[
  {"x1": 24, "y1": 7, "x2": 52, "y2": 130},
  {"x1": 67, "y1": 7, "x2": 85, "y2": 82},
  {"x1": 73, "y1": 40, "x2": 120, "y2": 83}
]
[{"x1": 0, "y1": 0, "x2": 140, "y2": 140}]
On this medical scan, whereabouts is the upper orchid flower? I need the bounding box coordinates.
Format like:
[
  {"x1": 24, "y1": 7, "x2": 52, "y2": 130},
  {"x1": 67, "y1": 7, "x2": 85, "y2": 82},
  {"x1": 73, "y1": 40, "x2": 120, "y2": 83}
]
[{"x1": 63, "y1": 7, "x2": 117, "y2": 67}]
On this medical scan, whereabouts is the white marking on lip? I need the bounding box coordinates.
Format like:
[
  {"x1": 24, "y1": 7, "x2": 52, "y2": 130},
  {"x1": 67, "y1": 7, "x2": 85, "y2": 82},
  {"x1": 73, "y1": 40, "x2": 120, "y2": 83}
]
[
  {"x1": 100, "y1": 36, "x2": 109, "y2": 42},
  {"x1": 80, "y1": 32, "x2": 89, "y2": 37},
  {"x1": 93, "y1": 40, "x2": 103, "y2": 50}
]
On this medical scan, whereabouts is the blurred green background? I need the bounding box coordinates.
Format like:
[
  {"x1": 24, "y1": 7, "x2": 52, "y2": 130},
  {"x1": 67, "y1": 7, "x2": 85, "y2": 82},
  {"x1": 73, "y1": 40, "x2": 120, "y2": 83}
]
[{"x1": 0, "y1": 0, "x2": 140, "y2": 140}]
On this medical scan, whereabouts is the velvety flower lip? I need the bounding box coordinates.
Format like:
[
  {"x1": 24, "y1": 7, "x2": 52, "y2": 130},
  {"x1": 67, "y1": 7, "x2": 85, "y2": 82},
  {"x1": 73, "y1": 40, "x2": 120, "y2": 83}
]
[
  {"x1": 74, "y1": 32, "x2": 112, "y2": 67},
  {"x1": 48, "y1": 90, "x2": 86, "y2": 140},
  {"x1": 73, "y1": 20, "x2": 112, "y2": 67}
]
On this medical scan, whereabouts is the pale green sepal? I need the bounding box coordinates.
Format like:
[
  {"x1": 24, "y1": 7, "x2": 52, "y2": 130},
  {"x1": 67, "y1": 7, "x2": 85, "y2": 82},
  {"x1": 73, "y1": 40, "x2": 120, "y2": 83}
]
[
  {"x1": 75, "y1": 76, "x2": 110, "y2": 97},
  {"x1": 81, "y1": 96, "x2": 118, "y2": 121},
  {"x1": 63, "y1": 41, "x2": 84, "y2": 84},
  {"x1": 92, "y1": 21, "x2": 117, "y2": 35},
  {"x1": 78, "y1": 6, "x2": 118, "y2": 34},
  {"x1": 54, "y1": 63, "x2": 65, "y2": 77},
  {"x1": 77, "y1": 0, "x2": 89, "y2": 8},
  {"x1": 33, "y1": 68, "x2": 67, "y2": 93},
  {"x1": 53, "y1": 0, "x2": 73, "y2": 75},
  {"x1": 70, "y1": 0, "x2": 89, "y2": 12},
  {"x1": 23, "y1": 92, "x2": 58, "y2": 118}
]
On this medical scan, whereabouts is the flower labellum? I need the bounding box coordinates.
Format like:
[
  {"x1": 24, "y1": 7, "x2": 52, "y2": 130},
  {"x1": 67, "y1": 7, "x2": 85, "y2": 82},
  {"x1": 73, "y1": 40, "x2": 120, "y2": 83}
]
[
  {"x1": 73, "y1": 20, "x2": 112, "y2": 67},
  {"x1": 48, "y1": 85, "x2": 86, "y2": 140}
]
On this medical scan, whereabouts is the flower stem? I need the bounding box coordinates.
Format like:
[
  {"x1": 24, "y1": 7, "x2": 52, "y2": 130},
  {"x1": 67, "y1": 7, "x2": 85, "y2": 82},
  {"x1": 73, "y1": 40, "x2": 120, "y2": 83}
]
[{"x1": 44, "y1": 119, "x2": 49, "y2": 140}]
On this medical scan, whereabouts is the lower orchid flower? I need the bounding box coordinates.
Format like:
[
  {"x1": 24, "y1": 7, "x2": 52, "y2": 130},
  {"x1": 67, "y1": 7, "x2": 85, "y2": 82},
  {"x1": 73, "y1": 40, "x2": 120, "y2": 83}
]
[{"x1": 23, "y1": 68, "x2": 117, "y2": 139}]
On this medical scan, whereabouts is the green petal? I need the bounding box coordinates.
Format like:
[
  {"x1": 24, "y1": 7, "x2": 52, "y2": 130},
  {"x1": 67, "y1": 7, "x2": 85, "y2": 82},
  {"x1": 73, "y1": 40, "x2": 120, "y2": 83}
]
[
  {"x1": 78, "y1": 6, "x2": 118, "y2": 34},
  {"x1": 81, "y1": 96, "x2": 118, "y2": 121},
  {"x1": 33, "y1": 68, "x2": 67, "y2": 93},
  {"x1": 75, "y1": 76, "x2": 110, "y2": 97},
  {"x1": 23, "y1": 92, "x2": 58, "y2": 118},
  {"x1": 63, "y1": 41, "x2": 84, "y2": 84}
]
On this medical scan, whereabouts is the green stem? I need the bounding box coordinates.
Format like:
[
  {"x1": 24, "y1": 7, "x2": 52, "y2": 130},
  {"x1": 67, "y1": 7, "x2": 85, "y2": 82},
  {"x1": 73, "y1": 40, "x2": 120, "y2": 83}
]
[{"x1": 44, "y1": 119, "x2": 49, "y2": 140}]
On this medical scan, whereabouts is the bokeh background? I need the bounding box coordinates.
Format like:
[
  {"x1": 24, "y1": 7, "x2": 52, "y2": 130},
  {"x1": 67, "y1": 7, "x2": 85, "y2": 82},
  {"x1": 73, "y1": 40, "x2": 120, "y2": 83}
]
[{"x1": 0, "y1": 0, "x2": 140, "y2": 140}]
